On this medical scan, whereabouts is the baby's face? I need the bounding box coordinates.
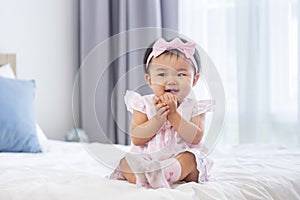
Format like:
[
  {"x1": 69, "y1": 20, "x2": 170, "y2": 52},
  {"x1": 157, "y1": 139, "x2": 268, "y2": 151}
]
[{"x1": 146, "y1": 53, "x2": 199, "y2": 103}]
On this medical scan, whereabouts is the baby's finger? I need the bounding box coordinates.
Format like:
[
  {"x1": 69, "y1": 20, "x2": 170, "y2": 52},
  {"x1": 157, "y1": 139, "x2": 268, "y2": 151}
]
[
  {"x1": 157, "y1": 104, "x2": 169, "y2": 115},
  {"x1": 170, "y1": 94, "x2": 177, "y2": 102},
  {"x1": 153, "y1": 97, "x2": 160, "y2": 105},
  {"x1": 159, "y1": 95, "x2": 164, "y2": 103},
  {"x1": 160, "y1": 95, "x2": 168, "y2": 104},
  {"x1": 166, "y1": 93, "x2": 174, "y2": 101},
  {"x1": 160, "y1": 108, "x2": 170, "y2": 117},
  {"x1": 155, "y1": 103, "x2": 167, "y2": 112},
  {"x1": 155, "y1": 102, "x2": 163, "y2": 109}
]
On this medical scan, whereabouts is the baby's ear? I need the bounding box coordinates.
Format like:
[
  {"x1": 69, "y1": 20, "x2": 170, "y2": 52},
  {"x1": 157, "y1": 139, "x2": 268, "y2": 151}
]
[
  {"x1": 145, "y1": 74, "x2": 152, "y2": 86},
  {"x1": 192, "y1": 73, "x2": 200, "y2": 86}
]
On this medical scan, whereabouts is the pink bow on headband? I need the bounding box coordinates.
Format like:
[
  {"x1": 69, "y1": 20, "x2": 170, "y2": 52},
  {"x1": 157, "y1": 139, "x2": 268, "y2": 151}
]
[
  {"x1": 152, "y1": 38, "x2": 196, "y2": 59},
  {"x1": 146, "y1": 37, "x2": 198, "y2": 71}
]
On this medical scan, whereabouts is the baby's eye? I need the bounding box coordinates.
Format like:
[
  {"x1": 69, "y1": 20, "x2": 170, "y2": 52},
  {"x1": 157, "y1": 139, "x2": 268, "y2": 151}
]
[
  {"x1": 178, "y1": 73, "x2": 186, "y2": 77},
  {"x1": 158, "y1": 73, "x2": 165, "y2": 77}
]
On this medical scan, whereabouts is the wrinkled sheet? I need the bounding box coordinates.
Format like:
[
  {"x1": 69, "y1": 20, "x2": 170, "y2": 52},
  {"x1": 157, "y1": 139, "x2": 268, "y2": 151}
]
[{"x1": 0, "y1": 140, "x2": 299, "y2": 200}]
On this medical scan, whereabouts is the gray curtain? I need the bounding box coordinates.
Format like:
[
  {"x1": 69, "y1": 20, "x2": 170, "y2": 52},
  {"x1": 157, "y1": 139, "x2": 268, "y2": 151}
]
[{"x1": 79, "y1": 0, "x2": 178, "y2": 144}]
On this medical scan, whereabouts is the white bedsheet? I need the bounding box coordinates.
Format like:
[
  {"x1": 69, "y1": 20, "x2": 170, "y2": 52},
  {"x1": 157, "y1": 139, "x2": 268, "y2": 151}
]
[{"x1": 0, "y1": 140, "x2": 299, "y2": 200}]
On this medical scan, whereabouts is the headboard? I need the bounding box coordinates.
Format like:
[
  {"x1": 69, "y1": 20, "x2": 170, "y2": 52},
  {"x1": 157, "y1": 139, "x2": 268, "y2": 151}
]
[{"x1": 0, "y1": 54, "x2": 16, "y2": 75}]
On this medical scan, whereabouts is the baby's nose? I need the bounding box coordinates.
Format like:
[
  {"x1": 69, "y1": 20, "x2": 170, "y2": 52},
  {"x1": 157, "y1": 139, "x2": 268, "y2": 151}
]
[{"x1": 166, "y1": 78, "x2": 177, "y2": 85}]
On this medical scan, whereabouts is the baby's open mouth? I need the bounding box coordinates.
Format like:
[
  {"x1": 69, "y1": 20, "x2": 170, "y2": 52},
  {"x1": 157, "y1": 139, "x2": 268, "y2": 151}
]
[{"x1": 165, "y1": 89, "x2": 179, "y2": 93}]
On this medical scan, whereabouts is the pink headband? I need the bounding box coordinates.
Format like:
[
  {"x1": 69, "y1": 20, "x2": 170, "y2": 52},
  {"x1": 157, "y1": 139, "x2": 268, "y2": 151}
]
[{"x1": 146, "y1": 37, "x2": 198, "y2": 71}]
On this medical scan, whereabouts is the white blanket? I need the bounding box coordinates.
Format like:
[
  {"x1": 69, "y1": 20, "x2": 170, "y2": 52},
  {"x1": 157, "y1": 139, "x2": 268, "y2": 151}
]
[{"x1": 1, "y1": 140, "x2": 299, "y2": 200}]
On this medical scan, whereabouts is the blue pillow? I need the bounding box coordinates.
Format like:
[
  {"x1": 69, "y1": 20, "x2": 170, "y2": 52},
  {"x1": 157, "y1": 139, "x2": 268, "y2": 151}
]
[{"x1": 0, "y1": 76, "x2": 41, "y2": 152}]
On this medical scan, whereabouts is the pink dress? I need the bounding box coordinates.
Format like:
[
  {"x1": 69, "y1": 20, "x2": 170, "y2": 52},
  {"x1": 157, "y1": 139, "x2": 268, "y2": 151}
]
[{"x1": 111, "y1": 90, "x2": 214, "y2": 183}]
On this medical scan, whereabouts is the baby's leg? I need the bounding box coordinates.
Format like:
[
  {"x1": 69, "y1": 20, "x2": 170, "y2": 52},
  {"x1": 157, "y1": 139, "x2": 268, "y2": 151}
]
[
  {"x1": 121, "y1": 155, "x2": 170, "y2": 189},
  {"x1": 144, "y1": 160, "x2": 170, "y2": 189},
  {"x1": 119, "y1": 157, "x2": 136, "y2": 184},
  {"x1": 176, "y1": 151, "x2": 199, "y2": 182},
  {"x1": 119, "y1": 157, "x2": 150, "y2": 188}
]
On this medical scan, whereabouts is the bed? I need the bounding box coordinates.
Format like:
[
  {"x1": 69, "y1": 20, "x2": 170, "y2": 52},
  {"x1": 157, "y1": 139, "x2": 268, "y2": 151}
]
[
  {"x1": 1, "y1": 140, "x2": 300, "y2": 200},
  {"x1": 1, "y1": 55, "x2": 300, "y2": 200}
]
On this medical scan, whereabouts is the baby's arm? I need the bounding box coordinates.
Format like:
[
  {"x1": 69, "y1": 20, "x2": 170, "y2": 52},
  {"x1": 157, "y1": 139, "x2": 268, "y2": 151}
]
[
  {"x1": 169, "y1": 111, "x2": 205, "y2": 145},
  {"x1": 130, "y1": 98, "x2": 169, "y2": 146}
]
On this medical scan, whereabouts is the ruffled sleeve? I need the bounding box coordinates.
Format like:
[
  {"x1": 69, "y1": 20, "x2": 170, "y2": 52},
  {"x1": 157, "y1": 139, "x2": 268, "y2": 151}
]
[
  {"x1": 124, "y1": 90, "x2": 146, "y2": 114},
  {"x1": 191, "y1": 99, "x2": 215, "y2": 117}
]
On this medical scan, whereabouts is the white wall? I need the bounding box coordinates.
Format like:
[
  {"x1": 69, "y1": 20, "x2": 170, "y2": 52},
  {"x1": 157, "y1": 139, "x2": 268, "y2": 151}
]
[{"x1": 0, "y1": 0, "x2": 79, "y2": 140}]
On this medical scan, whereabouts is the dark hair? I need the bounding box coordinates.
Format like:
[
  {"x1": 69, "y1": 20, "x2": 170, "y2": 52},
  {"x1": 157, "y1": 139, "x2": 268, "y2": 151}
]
[{"x1": 143, "y1": 37, "x2": 201, "y2": 74}]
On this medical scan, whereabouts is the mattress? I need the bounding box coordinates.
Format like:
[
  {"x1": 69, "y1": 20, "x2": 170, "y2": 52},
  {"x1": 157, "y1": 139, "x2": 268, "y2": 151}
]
[{"x1": 1, "y1": 140, "x2": 299, "y2": 200}]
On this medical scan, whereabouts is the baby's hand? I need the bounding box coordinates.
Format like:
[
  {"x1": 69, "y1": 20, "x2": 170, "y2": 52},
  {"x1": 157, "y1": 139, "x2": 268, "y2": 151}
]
[
  {"x1": 153, "y1": 98, "x2": 169, "y2": 122},
  {"x1": 159, "y1": 93, "x2": 178, "y2": 114}
]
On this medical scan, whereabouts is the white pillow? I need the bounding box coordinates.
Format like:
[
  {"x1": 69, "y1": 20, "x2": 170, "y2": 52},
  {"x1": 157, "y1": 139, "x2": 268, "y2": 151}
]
[
  {"x1": 0, "y1": 64, "x2": 48, "y2": 149},
  {"x1": 0, "y1": 64, "x2": 16, "y2": 79},
  {"x1": 36, "y1": 123, "x2": 49, "y2": 152}
]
